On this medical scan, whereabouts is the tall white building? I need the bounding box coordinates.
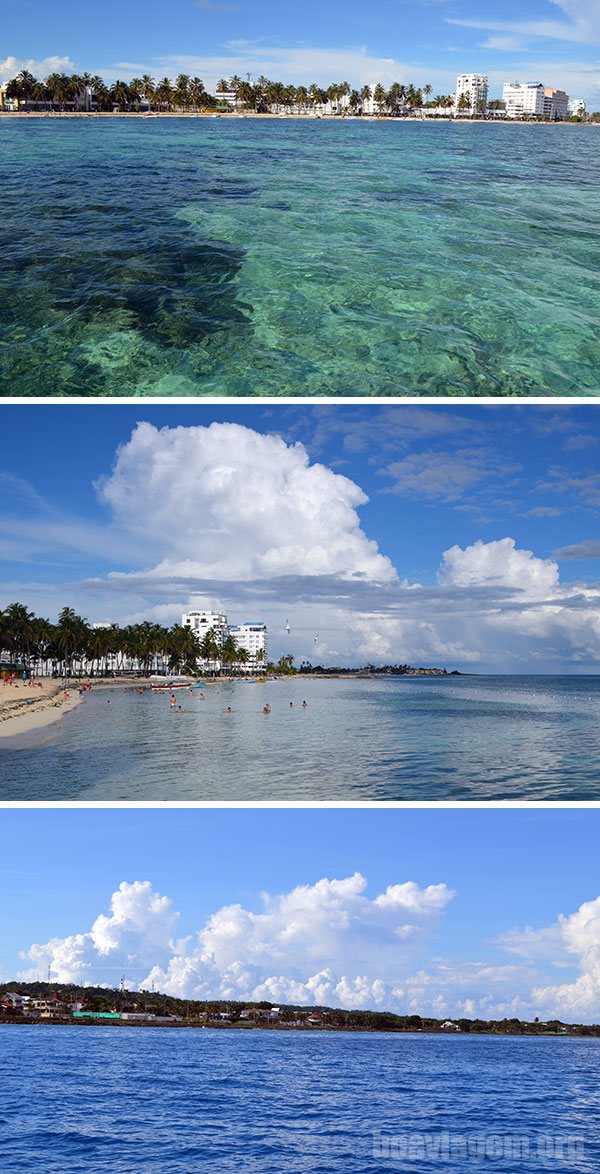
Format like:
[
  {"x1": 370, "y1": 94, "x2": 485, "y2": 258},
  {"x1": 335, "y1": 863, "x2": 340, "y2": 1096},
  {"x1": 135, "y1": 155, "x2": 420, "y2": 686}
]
[
  {"x1": 228, "y1": 623, "x2": 268, "y2": 671},
  {"x1": 502, "y1": 82, "x2": 545, "y2": 118},
  {"x1": 569, "y1": 98, "x2": 586, "y2": 117},
  {"x1": 455, "y1": 74, "x2": 488, "y2": 114},
  {"x1": 182, "y1": 611, "x2": 268, "y2": 672},
  {"x1": 543, "y1": 88, "x2": 569, "y2": 120},
  {"x1": 182, "y1": 610, "x2": 228, "y2": 647}
]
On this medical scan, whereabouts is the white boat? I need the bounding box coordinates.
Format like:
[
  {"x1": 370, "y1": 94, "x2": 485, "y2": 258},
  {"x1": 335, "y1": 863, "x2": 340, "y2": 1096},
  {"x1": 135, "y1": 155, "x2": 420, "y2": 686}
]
[{"x1": 149, "y1": 677, "x2": 199, "y2": 691}]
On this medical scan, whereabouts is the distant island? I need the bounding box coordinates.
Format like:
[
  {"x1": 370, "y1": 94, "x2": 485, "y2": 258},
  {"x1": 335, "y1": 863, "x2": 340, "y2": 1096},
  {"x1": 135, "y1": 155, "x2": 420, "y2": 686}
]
[{"x1": 1, "y1": 983, "x2": 595, "y2": 1037}]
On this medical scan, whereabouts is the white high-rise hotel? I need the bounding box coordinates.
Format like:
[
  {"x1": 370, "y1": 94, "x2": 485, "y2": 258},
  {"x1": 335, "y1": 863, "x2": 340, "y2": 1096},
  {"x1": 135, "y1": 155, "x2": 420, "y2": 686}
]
[
  {"x1": 182, "y1": 610, "x2": 268, "y2": 671},
  {"x1": 455, "y1": 74, "x2": 488, "y2": 113},
  {"x1": 502, "y1": 82, "x2": 569, "y2": 120}
]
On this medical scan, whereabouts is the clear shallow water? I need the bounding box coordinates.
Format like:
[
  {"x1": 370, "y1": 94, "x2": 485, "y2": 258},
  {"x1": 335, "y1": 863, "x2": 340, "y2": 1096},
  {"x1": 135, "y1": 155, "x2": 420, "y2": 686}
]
[
  {"x1": 1, "y1": 118, "x2": 600, "y2": 397},
  {"x1": 2, "y1": 675, "x2": 600, "y2": 801},
  {"x1": 1, "y1": 1027, "x2": 598, "y2": 1172}
]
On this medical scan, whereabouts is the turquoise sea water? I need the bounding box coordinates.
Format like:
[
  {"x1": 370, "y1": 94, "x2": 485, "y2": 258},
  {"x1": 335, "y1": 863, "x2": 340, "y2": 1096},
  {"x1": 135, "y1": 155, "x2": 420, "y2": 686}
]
[
  {"x1": 2, "y1": 675, "x2": 600, "y2": 801},
  {"x1": 2, "y1": 118, "x2": 600, "y2": 397},
  {"x1": 1, "y1": 1027, "x2": 598, "y2": 1172}
]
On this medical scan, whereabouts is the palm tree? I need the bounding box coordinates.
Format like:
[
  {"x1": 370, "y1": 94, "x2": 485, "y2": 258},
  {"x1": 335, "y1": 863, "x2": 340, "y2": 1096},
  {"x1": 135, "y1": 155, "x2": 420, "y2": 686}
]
[
  {"x1": 221, "y1": 634, "x2": 240, "y2": 674},
  {"x1": 167, "y1": 625, "x2": 200, "y2": 674},
  {"x1": 228, "y1": 74, "x2": 242, "y2": 107},
  {"x1": 295, "y1": 85, "x2": 308, "y2": 113},
  {"x1": 236, "y1": 80, "x2": 254, "y2": 109},
  {"x1": 110, "y1": 81, "x2": 132, "y2": 111},
  {"x1": 14, "y1": 69, "x2": 37, "y2": 108},
  {"x1": 373, "y1": 83, "x2": 387, "y2": 114},
  {"x1": 189, "y1": 77, "x2": 206, "y2": 111},
  {"x1": 174, "y1": 74, "x2": 191, "y2": 111},
  {"x1": 360, "y1": 84, "x2": 372, "y2": 113},
  {"x1": 55, "y1": 607, "x2": 90, "y2": 678},
  {"x1": 139, "y1": 75, "x2": 156, "y2": 109},
  {"x1": 199, "y1": 628, "x2": 221, "y2": 675},
  {"x1": 2, "y1": 603, "x2": 36, "y2": 668},
  {"x1": 155, "y1": 78, "x2": 174, "y2": 111}
]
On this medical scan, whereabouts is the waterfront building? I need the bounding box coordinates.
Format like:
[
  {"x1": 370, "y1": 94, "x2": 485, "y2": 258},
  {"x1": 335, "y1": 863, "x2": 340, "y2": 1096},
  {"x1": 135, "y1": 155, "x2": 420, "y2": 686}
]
[
  {"x1": 215, "y1": 89, "x2": 238, "y2": 108},
  {"x1": 0, "y1": 85, "x2": 18, "y2": 112},
  {"x1": 228, "y1": 622, "x2": 268, "y2": 671},
  {"x1": 182, "y1": 610, "x2": 229, "y2": 646},
  {"x1": 502, "y1": 82, "x2": 545, "y2": 118},
  {"x1": 454, "y1": 74, "x2": 489, "y2": 114},
  {"x1": 543, "y1": 88, "x2": 569, "y2": 120},
  {"x1": 182, "y1": 611, "x2": 268, "y2": 672},
  {"x1": 569, "y1": 98, "x2": 586, "y2": 117}
]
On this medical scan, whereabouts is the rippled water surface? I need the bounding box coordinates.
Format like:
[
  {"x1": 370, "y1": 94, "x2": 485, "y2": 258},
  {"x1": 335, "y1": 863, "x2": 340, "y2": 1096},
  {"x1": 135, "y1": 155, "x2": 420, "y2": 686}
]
[
  {"x1": 1, "y1": 1027, "x2": 599, "y2": 1172},
  {"x1": 2, "y1": 119, "x2": 600, "y2": 396},
  {"x1": 2, "y1": 675, "x2": 600, "y2": 801}
]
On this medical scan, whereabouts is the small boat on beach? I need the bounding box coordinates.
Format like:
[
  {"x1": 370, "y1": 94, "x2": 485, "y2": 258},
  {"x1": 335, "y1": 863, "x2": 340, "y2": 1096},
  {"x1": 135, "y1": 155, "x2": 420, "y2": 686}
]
[{"x1": 149, "y1": 677, "x2": 202, "y2": 691}]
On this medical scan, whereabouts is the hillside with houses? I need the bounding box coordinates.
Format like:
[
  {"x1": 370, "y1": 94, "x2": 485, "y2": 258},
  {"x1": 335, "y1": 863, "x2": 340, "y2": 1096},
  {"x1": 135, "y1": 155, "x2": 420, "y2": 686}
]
[{"x1": 1, "y1": 984, "x2": 597, "y2": 1036}]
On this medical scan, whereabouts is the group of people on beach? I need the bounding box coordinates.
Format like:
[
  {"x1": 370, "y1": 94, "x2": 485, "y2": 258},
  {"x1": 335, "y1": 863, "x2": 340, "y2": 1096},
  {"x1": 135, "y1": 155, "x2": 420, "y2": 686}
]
[{"x1": 2, "y1": 672, "x2": 44, "y2": 689}]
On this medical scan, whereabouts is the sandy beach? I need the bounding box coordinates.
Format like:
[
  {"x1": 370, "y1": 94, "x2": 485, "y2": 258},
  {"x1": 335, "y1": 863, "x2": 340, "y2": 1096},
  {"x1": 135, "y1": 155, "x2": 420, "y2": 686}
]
[
  {"x1": 0, "y1": 679, "x2": 83, "y2": 739},
  {"x1": 0, "y1": 677, "x2": 156, "y2": 740},
  {"x1": 0, "y1": 676, "x2": 224, "y2": 741}
]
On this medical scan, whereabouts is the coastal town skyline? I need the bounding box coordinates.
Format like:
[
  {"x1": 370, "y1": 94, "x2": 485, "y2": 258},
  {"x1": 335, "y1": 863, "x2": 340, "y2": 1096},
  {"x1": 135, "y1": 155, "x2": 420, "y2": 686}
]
[
  {"x1": 3, "y1": 405, "x2": 600, "y2": 672},
  {"x1": 3, "y1": 0, "x2": 599, "y2": 106},
  {"x1": 1, "y1": 808, "x2": 599, "y2": 1022}
]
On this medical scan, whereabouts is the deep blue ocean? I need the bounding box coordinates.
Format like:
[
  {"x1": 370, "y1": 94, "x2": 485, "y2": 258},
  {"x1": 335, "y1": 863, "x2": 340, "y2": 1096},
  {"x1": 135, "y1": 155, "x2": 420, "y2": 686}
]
[
  {"x1": 2, "y1": 118, "x2": 600, "y2": 396},
  {"x1": 1, "y1": 1026, "x2": 598, "y2": 1172},
  {"x1": 1, "y1": 674, "x2": 600, "y2": 801}
]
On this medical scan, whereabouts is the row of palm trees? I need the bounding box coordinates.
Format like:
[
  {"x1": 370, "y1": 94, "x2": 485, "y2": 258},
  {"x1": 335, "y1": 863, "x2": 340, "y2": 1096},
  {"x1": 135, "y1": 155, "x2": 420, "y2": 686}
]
[
  {"x1": 4, "y1": 70, "x2": 214, "y2": 113},
  {"x1": 5, "y1": 68, "x2": 453, "y2": 116},
  {"x1": 0, "y1": 603, "x2": 265, "y2": 679}
]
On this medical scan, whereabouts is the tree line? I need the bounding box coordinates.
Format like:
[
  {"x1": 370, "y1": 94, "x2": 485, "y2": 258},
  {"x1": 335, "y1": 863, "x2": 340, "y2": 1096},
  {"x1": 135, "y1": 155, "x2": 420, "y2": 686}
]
[
  {"x1": 4, "y1": 68, "x2": 455, "y2": 115},
  {"x1": 1, "y1": 983, "x2": 593, "y2": 1035},
  {"x1": 0, "y1": 602, "x2": 271, "y2": 678}
]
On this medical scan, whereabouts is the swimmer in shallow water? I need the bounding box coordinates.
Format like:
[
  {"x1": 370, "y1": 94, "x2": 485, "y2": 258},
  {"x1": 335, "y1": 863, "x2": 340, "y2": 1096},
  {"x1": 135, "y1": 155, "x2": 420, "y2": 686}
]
[
  {"x1": 262, "y1": 704, "x2": 271, "y2": 714},
  {"x1": 302, "y1": 701, "x2": 308, "y2": 708},
  {"x1": 226, "y1": 706, "x2": 232, "y2": 713}
]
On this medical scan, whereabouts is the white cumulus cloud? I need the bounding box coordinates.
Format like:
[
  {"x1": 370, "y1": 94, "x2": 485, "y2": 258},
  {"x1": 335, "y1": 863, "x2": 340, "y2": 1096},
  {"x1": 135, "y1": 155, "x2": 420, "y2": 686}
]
[
  {"x1": 18, "y1": 874, "x2": 454, "y2": 1009},
  {"x1": 19, "y1": 881, "x2": 180, "y2": 984},
  {"x1": 0, "y1": 55, "x2": 75, "y2": 84},
  {"x1": 439, "y1": 538, "x2": 560, "y2": 597},
  {"x1": 98, "y1": 422, "x2": 396, "y2": 585},
  {"x1": 18, "y1": 876, "x2": 600, "y2": 1021}
]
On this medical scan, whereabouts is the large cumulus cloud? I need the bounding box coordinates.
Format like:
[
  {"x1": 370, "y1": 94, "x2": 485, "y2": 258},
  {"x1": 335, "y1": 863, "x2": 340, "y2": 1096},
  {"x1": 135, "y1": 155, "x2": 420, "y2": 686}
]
[
  {"x1": 98, "y1": 423, "x2": 396, "y2": 584},
  {"x1": 16, "y1": 875, "x2": 600, "y2": 1021}
]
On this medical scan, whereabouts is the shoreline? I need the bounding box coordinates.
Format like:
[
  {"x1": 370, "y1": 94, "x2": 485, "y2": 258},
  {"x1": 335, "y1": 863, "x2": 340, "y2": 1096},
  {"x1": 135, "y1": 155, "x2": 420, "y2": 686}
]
[
  {"x1": 0, "y1": 111, "x2": 594, "y2": 126},
  {"x1": 0, "y1": 676, "x2": 150, "y2": 742},
  {"x1": 0, "y1": 670, "x2": 457, "y2": 742},
  {"x1": 0, "y1": 1019, "x2": 585, "y2": 1038},
  {"x1": 0, "y1": 680, "x2": 82, "y2": 740}
]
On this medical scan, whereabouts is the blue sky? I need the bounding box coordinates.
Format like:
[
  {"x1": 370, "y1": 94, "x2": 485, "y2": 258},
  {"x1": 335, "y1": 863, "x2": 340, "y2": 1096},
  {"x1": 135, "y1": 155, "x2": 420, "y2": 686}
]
[
  {"x1": 3, "y1": 0, "x2": 599, "y2": 106},
  {"x1": 2, "y1": 807, "x2": 600, "y2": 1021},
  {"x1": 2, "y1": 403, "x2": 600, "y2": 671}
]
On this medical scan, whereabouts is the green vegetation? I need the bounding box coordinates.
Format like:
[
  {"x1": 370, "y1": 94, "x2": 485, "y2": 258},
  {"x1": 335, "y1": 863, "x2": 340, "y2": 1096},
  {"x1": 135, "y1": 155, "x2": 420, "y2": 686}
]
[
  {"x1": 1, "y1": 983, "x2": 596, "y2": 1036},
  {"x1": 3, "y1": 69, "x2": 448, "y2": 116},
  {"x1": 0, "y1": 602, "x2": 243, "y2": 678}
]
